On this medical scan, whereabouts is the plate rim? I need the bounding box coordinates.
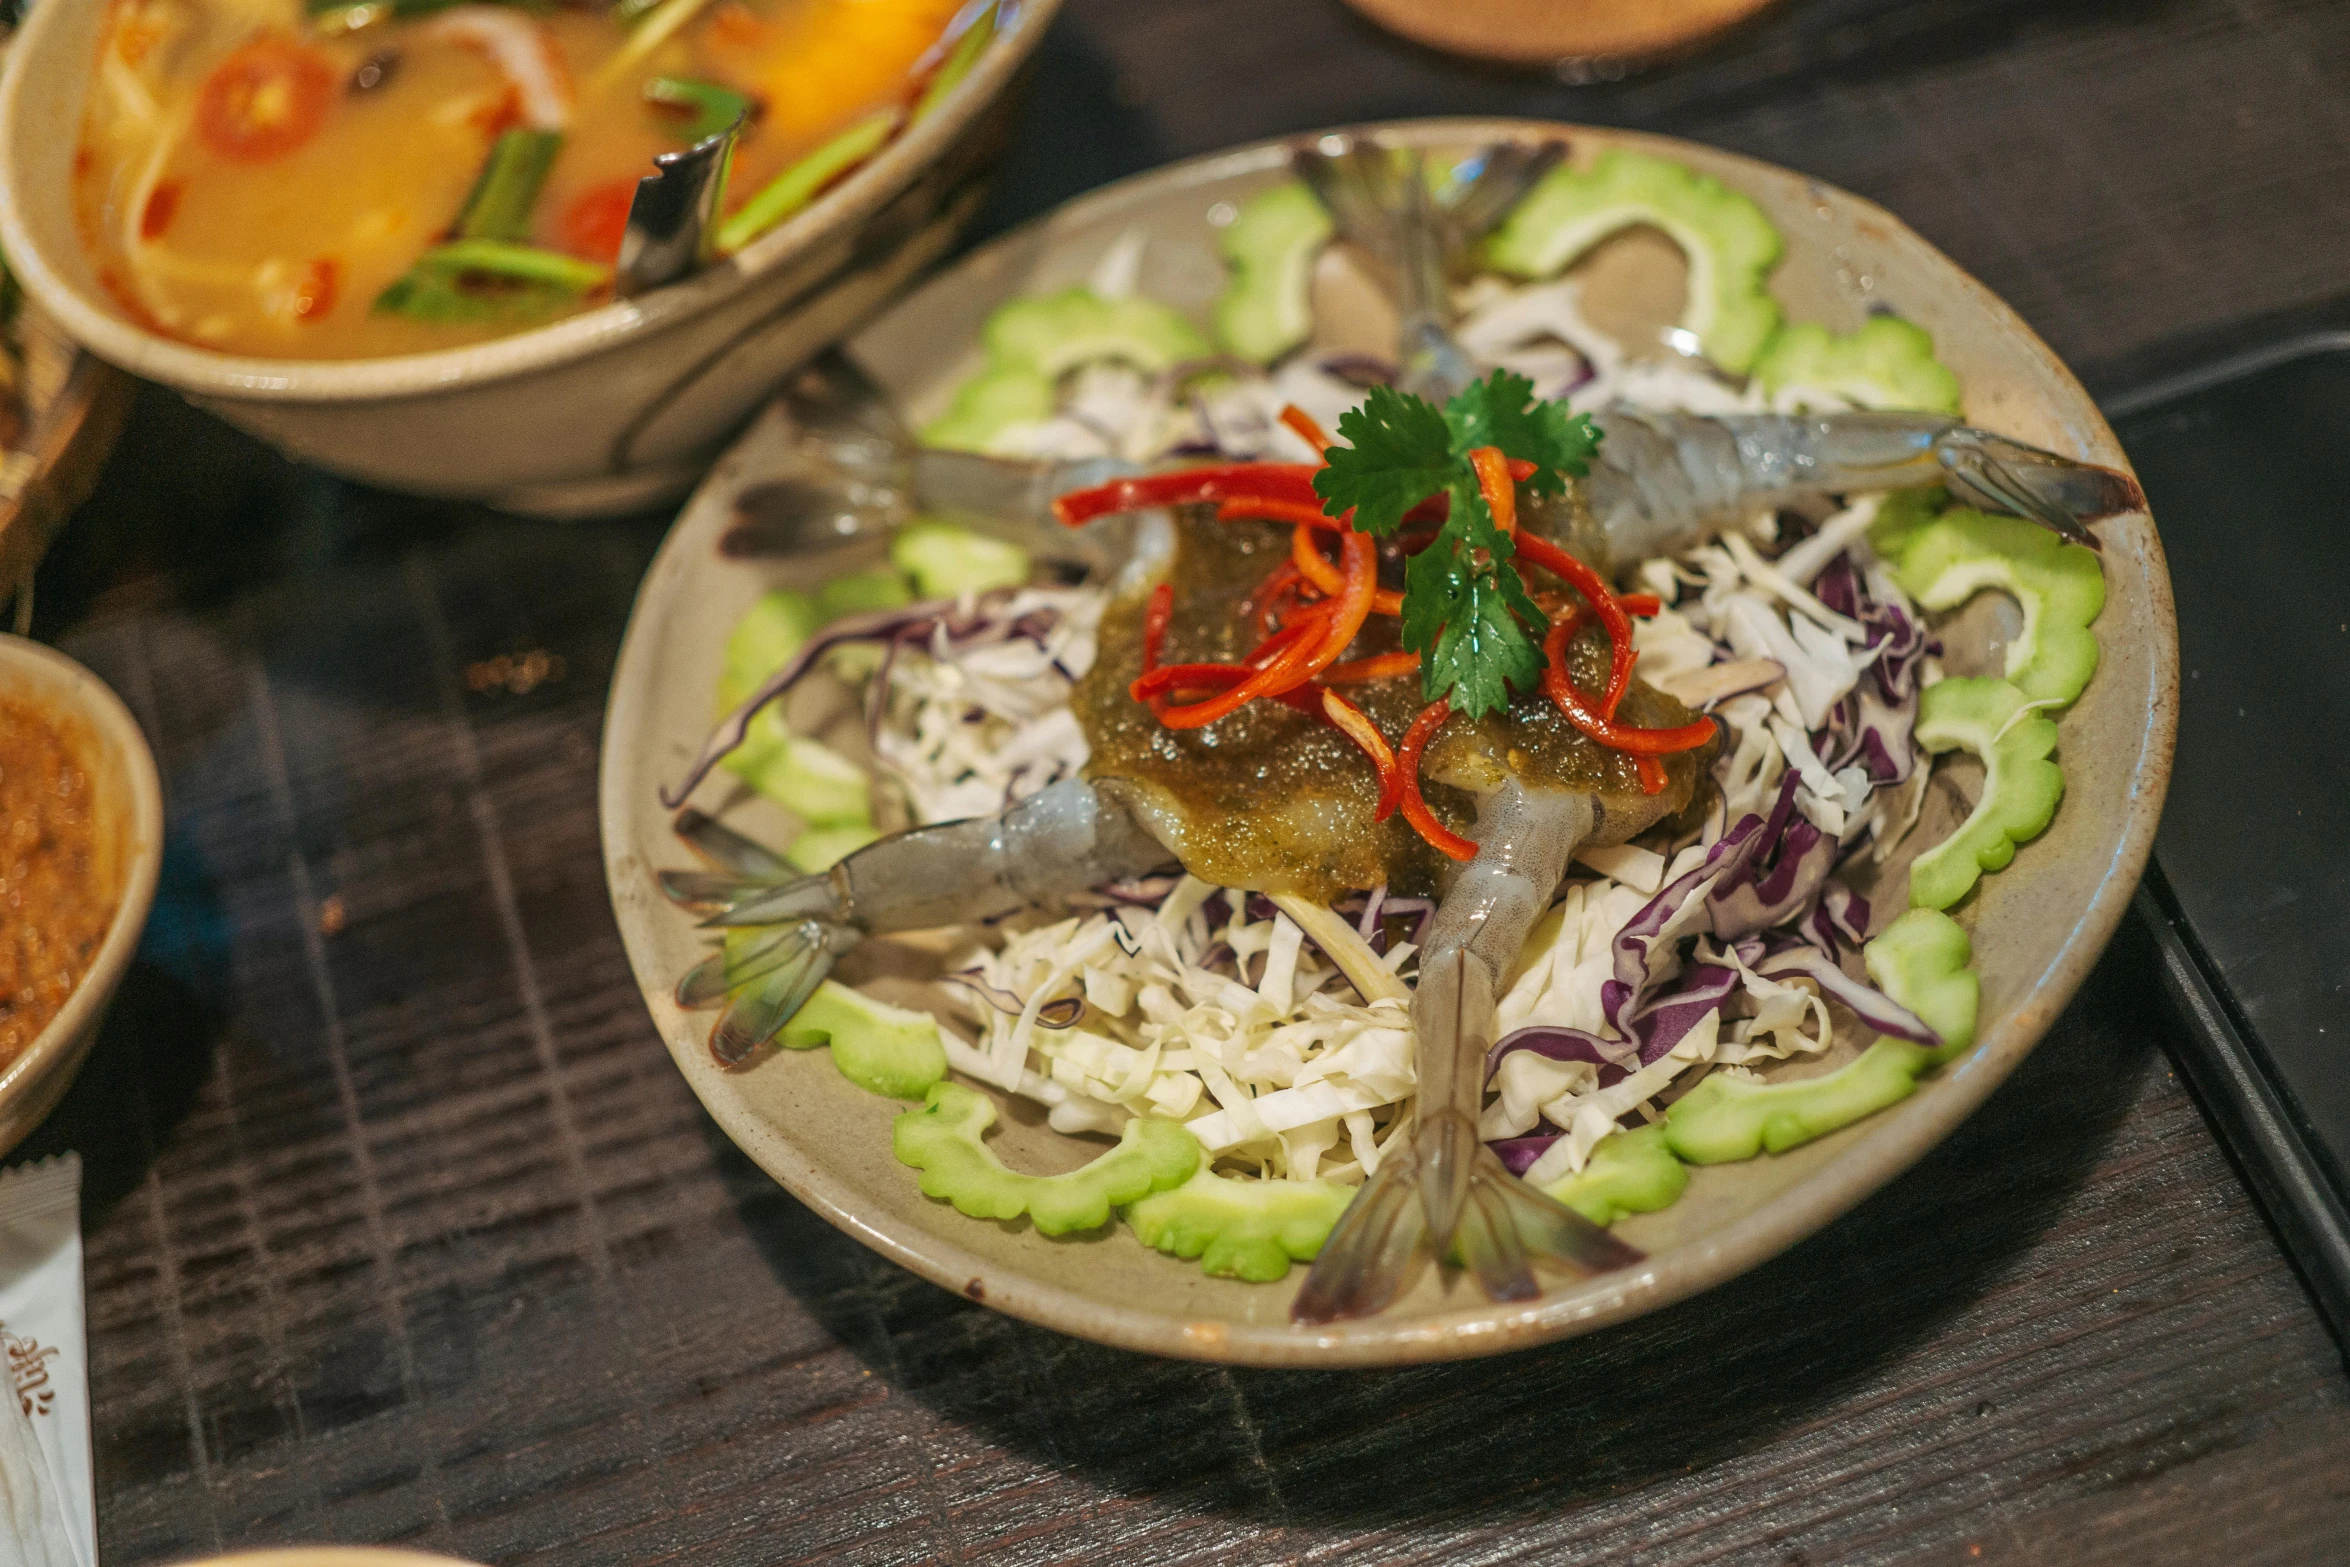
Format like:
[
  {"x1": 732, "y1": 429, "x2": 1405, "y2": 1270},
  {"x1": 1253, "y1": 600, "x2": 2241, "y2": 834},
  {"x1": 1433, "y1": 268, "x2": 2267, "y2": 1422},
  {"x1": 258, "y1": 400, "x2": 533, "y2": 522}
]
[{"x1": 597, "y1": 115, "x2": 2179, "y2": 1367}]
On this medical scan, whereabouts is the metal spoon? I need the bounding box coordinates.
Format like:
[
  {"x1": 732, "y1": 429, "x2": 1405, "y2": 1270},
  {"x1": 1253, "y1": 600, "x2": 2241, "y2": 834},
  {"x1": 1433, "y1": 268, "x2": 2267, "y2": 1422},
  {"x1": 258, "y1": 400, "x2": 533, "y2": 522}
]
[{"x1": 615, "y1": 112, "x2": 746, "y2": 298}]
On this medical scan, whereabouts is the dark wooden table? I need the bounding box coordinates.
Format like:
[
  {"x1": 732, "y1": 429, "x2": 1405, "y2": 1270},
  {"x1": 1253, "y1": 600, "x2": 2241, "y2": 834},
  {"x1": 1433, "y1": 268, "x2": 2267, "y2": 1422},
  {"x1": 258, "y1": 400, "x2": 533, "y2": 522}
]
[{"x1": 23, "y1": 0, "x2": 2350, "y2": 1561}]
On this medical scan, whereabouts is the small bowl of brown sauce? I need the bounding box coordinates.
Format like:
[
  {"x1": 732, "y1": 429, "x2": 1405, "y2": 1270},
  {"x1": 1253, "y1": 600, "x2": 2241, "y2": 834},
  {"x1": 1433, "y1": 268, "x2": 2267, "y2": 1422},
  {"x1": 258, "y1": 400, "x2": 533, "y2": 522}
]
[{"x1": 0, "y1": 635, "x2": 161, "y2": 1154}]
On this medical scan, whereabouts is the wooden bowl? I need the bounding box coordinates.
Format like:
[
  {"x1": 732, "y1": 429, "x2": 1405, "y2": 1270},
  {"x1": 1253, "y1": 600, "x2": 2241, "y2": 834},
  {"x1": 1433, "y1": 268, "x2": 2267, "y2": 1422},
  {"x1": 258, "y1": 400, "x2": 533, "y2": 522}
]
[{"x1": 598, "y1": 120, "x2": 2177, "y2": 1366}]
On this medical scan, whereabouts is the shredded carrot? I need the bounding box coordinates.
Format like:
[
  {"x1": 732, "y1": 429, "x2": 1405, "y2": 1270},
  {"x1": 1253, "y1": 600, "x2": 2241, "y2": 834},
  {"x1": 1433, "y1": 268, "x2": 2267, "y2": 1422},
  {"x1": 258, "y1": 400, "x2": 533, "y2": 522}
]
[
  {"x1": 1291, "y1": 523, "x2": 1346, "y2": 597},
  {"x1": 1279, "y1": 404, "x2": 1332, "y2": 457},
  {"x1": 1324, "y1": 650, "x2": 1421, "y2": 684},
  {"x1": 1467, "y1": 446, "x2": 1517, "y2": 536},
  {"x1": 1321, "y1": 689, "x2": 1402, "y2": 820},
  {"x1": 1396, "y1": 699, "x2": 1475, "y2": 860}
]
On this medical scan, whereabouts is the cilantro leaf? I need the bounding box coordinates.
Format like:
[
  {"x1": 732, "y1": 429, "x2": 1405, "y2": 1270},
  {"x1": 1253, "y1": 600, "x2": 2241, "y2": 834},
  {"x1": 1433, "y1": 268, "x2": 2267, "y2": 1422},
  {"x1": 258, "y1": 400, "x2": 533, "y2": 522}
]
[
  {"x1": 1399, "y1": 485, "x2": 1544, "y2": 718},
  {"x1": 1313, "y1": 384, "x2": 1453, "y2": 535},
  {"x1": 1443, "y1": 368, "x2": 1602, "y2": 497}
]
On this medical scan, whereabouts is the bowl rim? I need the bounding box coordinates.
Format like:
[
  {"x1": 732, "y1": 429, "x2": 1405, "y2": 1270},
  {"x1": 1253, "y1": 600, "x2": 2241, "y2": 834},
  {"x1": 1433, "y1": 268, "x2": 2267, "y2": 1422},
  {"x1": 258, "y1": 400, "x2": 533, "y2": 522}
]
[
  {"x1": 598, "y1": 116, "x2": 2179, "y2": 1367},
  {"x1": 0, "y1": 634, "x2": 164, "y2": 1118},
  {"x1": 0, "y1": 0, "x2": 1062, "y2": 404}
]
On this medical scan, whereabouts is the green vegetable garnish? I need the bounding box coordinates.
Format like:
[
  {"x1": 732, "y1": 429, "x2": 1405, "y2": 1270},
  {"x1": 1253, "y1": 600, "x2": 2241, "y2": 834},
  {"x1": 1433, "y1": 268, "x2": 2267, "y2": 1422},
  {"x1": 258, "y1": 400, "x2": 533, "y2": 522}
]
[
  {"x1": 453, "y1": 129, "x2": 564, "y2": 244},
  {"x1": 1864, "y1": 909, "x2": 1979, "y2": 1057},
  {"x1": 1485, "y1": 148, "x2": 1784, "y2": 374},
  {"x1": 374, "y1": 240, "x2": 610, "y2": 322},
  {"x1": 1312, "y1": 369, "x2": 1601, "y2": 716},
  {"x1": 1542, "y1": 1123, "x2": 1690, "y2": 1225},
  {"x1": 1751, "y1": 315, "x2": 1962, "y2": 415},
  {"x1": 1213, "y1": 180, "x2": 1332, "y2": 365},
  {"x1": 715, "y1": 590, "x2": 877, "y2": 830},
  {"x1": 922, "y1": 287, "x2": 1214, "y2": 453},
  {"x1": 1907, "y1": 677, "x2": 2065, "y2": 910},
  {"x1": 775, "y1": 980, "x2": 948, "y2": 1099},
  {"x1": 1666, "y1": 1039, "x2": 1943, "y2": 1163},
  {"x1": 890, "y1": 520, "x2": 1030, "y2": 599},
  {"x1": 716, "y1": 107, "x2": 903, "y2": 254},
  {"x1": 894, "y1": 1082, "x2": 1199, "y2": 1235},
  {"x1": 815, "y1": 567, "x2": 914, "y2": 621},
  {"x1": 643, "y1": 76, "x2": 752, "y2": 145},
  {"x1": 1123, "y1": 1168, "x2": 1354, "y2": 1281},
  {"x1": 912, "y1": 2, "x2": 998, "y2": 121},
  {"x1": 1892, "y1": 507, "x2": 2105, "y2": 707}
]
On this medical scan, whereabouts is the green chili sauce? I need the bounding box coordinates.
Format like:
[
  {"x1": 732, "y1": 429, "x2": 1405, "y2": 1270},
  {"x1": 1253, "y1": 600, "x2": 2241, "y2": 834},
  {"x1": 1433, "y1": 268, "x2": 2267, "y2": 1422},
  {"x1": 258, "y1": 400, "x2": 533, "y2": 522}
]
[{"x1": 1072, "y1": 510, "x2": 1711, "y2": 902}]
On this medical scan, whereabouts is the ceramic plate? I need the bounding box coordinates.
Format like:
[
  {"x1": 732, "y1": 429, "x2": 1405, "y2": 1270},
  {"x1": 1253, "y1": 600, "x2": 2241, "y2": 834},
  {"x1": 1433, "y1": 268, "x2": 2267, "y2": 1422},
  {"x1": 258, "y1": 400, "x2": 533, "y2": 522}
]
[{"x1": 598, "y1": 120, "x2": 2176, "y2": 1366}]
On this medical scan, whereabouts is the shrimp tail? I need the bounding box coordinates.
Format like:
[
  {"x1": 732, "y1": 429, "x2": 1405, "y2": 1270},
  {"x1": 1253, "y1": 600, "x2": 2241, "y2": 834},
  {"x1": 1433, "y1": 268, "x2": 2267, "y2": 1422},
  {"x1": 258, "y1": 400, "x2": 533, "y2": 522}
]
[
  {"x1": 1932, "y1": 426, "x2": 2144, "y2": 550},
  {"x1": 1292, "y1": 779, "x2": 1646, "y2": 1325},
  {"x1": 704, "y1": 918, "x2": 857, "y2": 1068},
  {"x1": 1291, "y1": 1122, "x2": 1640, "y2": 1325}
]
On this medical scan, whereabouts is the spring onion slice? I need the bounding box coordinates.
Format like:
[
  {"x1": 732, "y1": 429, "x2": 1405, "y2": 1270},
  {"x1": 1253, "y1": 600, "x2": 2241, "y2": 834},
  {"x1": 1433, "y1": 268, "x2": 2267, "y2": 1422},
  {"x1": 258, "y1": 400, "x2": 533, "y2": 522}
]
[{"x1": 715, "y1": 108, "x2": 902, "y2": 254}]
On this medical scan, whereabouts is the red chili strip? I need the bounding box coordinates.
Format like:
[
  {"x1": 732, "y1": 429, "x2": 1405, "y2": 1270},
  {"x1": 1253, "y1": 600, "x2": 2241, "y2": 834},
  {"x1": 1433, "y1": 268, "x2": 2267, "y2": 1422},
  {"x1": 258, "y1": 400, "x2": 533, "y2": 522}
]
[
  {"x1": 1322, "y1": 689, "x2": 1402, "y2": 820},
  {"x1": 1540, "y1": 619, "x2": 1720, "y2": 758},
  {"x1": 1241, "y1": 559, "x2": 1309, "y2": 633},
  {"x1": 1396, "y1": 699, "x2": 1476, "y2": 860},
  {"x1": 1515, "y1": 531, "x2": 1639, "y2": 720},
  {"x1": 1217, "y1": 496, "x2": 1347, "y2": 532},
  {"x1": 1052, "y1": 464, "x2": 1325, "y2": 526},
  {"x1": 1292, "y1": 524, "x2": 1402, "y2": 616}
]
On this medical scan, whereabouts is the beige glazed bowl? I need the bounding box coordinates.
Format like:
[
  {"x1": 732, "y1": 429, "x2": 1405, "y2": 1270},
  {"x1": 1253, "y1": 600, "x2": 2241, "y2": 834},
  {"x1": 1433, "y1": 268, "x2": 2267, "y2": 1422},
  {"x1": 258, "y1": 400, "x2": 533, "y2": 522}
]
[
  {"x1": 0, "y1": 0, "x2": 1060, "y2": 517},
  {"x1": 0, "y1": 636, "x2": 163, "y2": 1156},
  {"x1": 174, "y1": 1553, "x2": 486, "y2": 1567},
  {"x1": 601, "y1": 120, "x2": 2178, "y2": 1366}
]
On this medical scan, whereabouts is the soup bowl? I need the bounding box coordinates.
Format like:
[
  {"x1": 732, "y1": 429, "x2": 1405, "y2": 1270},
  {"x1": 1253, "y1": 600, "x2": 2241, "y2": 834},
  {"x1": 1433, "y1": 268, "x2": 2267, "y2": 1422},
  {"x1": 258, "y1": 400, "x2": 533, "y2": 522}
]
[
  {"x1": 0, "y1": 0, "x2": 1060, "y2": 518},
  {"x1": 0, "y1": 636, "x2": 163, "y2": 1156}
]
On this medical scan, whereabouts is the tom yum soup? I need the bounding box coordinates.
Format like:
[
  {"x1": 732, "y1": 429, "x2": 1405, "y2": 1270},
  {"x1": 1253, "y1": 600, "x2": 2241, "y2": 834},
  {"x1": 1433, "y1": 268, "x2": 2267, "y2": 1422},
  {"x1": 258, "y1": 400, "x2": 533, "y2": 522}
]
[
  {"x1": 0, "y1": 695, "x2": 117, "y2": 1067},
  {"x1": 72, "y1": 0, "x2": 982, "y2": 360}
]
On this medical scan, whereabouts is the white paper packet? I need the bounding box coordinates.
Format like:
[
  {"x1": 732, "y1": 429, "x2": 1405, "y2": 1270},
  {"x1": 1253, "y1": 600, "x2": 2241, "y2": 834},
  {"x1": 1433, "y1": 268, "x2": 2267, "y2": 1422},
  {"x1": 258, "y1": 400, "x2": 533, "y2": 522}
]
[{"x1": 0, "y1": 1156, "x2": 91, "y2": 1567}]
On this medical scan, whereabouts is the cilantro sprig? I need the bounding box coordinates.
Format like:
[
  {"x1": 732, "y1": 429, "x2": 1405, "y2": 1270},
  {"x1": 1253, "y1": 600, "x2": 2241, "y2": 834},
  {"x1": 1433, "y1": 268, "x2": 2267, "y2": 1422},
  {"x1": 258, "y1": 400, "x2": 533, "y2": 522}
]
[{"x1": 1311, "y1": 370, "x2": 1602, "y2": 718}]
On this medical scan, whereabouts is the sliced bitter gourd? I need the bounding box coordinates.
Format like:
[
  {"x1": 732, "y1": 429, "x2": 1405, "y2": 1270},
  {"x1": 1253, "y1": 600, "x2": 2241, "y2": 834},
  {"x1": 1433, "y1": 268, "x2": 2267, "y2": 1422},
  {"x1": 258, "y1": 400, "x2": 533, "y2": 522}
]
[
  {"x1": 1892, "y1": 508, "x2": 2105, "y2": 708},
  {"x1": 717, "y1": 592, "x2": 877, "y2": 830},
  {"x1": 1751, "y1": 315, "x2": 1962, "y2": 415},
  {"x1": 1542, "y1": 1123, "x2": 1690, "y2": 1226},
  {"x1": 776, "y1": 981, "x2": 949, "y2": 1099},
  {"x1": 1908, "y1": 676, "x2": 2064, "y2": 911},
  {"x1": 1122, "y1": 1168, "x2": 1354, "y2": 1282},
  {"x1": 890, "y1": 520, "x2": 1031, "y2": 599},
  {"x1": 1485, "y1": 148, "x2": 1784, "y2": 374},
  {"x1": 922, "y1": 288, "x2": 1214, "y2": 453},
  {"x1": 1864, "y1": 909, "x2": 1979, "y2": 1059},
  {"x1": 1666, "y1": 1040, "x2": 1941, "y2": 1164},
  {"x1": 893, "y1": 1082, "x2": 1200, "y2": 1234},
  {"x1": 1214, "y1": 180, "x2": 1333, "y2": 365}
]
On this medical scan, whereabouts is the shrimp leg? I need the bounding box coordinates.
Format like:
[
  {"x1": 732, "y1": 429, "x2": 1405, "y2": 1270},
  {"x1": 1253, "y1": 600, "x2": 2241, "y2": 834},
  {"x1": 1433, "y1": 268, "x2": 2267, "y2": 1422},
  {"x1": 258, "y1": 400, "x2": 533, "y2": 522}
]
[
  {"x1": 1292, "y1": 781, "x2": 1644, "y2": 1324},
  {"x1": 667, "y1": 778, "x2": 1173, "y2": 1064}
]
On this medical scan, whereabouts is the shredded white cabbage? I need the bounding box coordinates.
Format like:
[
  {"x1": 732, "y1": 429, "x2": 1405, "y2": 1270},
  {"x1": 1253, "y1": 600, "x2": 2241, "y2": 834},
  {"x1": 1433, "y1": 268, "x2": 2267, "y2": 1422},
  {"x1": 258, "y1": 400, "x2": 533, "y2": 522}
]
[
  {"x1": 871, "y1": 587, "x2": 1103, "y2": 823},
  {"x1": 944, "y1": 878, "x2": 1418, "y2": 1183}
]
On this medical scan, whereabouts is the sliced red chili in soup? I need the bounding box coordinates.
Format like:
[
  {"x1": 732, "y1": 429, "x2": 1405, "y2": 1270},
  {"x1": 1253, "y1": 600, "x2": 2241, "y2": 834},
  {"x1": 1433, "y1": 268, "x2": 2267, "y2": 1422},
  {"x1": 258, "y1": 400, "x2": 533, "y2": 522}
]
[
  {"x1": 195, "y1": 37, "x2": 336, "y2": 163},
  {"x1": 559, "y1": 180, "x2": 639, "y2": 264}
]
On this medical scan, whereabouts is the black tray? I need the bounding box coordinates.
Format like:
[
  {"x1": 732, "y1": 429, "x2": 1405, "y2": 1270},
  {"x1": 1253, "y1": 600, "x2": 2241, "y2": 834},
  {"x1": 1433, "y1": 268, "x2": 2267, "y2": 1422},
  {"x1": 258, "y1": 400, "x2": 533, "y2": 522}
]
[{"x1": 2108, "y1": 337, "x2": 2350, "y2": 1352}]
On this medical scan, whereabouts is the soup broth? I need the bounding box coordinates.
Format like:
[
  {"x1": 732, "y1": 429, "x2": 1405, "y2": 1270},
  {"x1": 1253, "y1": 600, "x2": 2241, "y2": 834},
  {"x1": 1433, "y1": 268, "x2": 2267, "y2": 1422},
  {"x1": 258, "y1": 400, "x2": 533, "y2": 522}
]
[{"x1": 74, "y1": 0, "x2": 968, "y2": 360}]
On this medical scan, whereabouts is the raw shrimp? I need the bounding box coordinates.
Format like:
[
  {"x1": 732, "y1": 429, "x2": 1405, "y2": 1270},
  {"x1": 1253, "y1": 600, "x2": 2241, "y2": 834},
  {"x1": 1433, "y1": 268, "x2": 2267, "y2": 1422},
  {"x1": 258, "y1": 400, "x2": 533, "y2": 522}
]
[{"x1": 661, "y1": 779, "x2": 1169, "y2": 1065}]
